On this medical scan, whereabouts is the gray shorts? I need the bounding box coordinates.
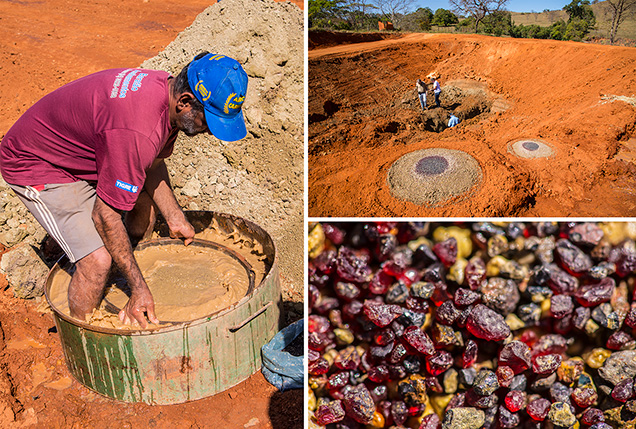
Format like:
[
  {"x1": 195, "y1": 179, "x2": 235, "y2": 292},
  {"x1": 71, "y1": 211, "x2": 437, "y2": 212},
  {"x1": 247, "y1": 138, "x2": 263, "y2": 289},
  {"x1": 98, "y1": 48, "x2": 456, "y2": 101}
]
[{"x1": 8, "y1": 181, "x2": 104, "y2": 263}]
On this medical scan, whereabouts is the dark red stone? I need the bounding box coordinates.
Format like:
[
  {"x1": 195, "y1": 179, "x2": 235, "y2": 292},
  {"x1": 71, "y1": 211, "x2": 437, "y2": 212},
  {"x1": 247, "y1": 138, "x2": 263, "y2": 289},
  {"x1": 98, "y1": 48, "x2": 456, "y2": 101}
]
[{"x1": 466, "y1": 304, "x2": 511, "y2": 341}]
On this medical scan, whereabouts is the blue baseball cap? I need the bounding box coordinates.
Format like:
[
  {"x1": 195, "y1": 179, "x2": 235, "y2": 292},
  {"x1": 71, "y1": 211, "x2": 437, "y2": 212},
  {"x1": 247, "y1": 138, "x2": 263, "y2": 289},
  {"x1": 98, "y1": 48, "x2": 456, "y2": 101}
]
[{"x1": 187, "y1": 53, "x2": 248, "y2": 142}]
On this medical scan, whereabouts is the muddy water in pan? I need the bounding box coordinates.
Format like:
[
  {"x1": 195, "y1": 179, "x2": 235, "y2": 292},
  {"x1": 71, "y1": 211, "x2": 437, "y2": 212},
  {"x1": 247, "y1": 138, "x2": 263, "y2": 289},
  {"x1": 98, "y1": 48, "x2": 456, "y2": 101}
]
[{"x1": 48, "y1": 239, "x2": 265, "y2": 330}]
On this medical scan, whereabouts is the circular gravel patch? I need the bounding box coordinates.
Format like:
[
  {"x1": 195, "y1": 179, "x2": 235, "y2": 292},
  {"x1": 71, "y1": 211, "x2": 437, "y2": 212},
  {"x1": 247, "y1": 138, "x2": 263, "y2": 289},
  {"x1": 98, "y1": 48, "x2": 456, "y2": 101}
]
[
  {"x1": 509, "y1": 139, "x2": 554, "y2": 159},
  {"x1": 387, "y1": 148, "x2": 482, "y2": 206}
]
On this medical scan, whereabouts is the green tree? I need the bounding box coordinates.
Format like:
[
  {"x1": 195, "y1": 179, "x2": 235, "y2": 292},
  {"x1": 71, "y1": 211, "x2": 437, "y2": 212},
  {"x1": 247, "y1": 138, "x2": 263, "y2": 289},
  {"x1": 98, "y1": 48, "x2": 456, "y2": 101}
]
[
  {"x1": 418, "y1": 7, "x2": 435, "y2": 30},
  {"x1": 400, "y1": 7, "x2": 434, "y2": 31},
  {"x1": 341, "y1": 0, "x2": 379, "y2": 30},
  {"x1": 481, "y1": 10, "x2": 512, "y2": 36},
  {"x1": 456, "y1": 16, "x2": 476, "y2": 32},
  {"x1": 549, "y1": 19, "x2": 567, "y2": 40},
  {"x1": 432, "y1": 8, "x2": 459, "y2": 26},
  {"x1": 563, "y1": 0, "x2": 596, "y2": 22},
  {"x1": 309, "y1": 0, "x2": 347, "y2": 28},
  {"x1": 449, "y1": 0, "x2": 509, "y2": 32},
  {"x1": 562, "y1": 0, "x2": 596, "y2": 39},
  {"x1": 564, "y1": 17, "x2": 593, "y2": 40}
]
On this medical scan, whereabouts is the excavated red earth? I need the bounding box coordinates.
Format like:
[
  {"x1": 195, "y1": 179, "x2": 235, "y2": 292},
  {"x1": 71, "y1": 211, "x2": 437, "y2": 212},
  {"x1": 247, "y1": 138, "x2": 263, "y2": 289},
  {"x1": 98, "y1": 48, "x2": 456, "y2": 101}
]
[{"x1": 309, "y1": 31, "x2": 636, "y2": 217}]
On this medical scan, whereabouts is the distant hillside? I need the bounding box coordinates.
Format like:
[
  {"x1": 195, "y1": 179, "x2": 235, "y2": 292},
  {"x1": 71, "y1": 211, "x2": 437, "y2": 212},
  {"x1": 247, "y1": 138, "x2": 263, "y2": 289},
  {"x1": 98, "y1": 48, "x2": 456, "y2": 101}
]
[{"x1": 510, "y1": 1, "x2": 636, "y2": 41}]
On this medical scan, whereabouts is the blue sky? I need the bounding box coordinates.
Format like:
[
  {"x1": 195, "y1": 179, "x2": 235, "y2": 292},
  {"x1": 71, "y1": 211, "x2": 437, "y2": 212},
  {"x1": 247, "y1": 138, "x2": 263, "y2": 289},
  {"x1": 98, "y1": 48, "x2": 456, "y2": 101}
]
[{"x1": 417, "y1": 0, "x2": 570, "y2": 13}]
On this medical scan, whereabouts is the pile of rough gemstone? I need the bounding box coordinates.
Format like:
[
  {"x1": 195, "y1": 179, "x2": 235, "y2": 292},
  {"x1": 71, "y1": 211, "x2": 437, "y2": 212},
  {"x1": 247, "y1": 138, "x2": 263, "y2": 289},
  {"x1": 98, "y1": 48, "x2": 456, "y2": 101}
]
[{"x1": 307, "y1": 222, "x2": 636, "y2": 429}]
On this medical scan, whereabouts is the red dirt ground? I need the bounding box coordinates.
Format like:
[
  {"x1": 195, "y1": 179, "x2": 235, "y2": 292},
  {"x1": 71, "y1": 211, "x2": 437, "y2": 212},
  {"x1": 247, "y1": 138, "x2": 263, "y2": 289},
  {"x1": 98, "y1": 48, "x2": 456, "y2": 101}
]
[
  {"x1": 308, "y1": 31, "x2": 636, "y2": 217},
  {"x1": 0, "y1": 1, "x2": 303, "y2": 427}
]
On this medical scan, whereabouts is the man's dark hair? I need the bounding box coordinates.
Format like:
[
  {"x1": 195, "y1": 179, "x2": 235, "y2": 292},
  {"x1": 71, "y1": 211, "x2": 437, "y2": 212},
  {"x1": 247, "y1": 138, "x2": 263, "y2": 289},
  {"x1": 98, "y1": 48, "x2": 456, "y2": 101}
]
[{"x1": 172, "y1": 51, "x2": 209, "y2": 112}]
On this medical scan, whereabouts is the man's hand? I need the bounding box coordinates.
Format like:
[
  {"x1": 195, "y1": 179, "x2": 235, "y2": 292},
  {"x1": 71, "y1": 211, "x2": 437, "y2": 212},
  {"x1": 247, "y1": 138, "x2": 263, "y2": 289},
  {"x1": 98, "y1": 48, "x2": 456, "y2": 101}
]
[
  {"x1": 168, "y1": 218, "x2": 195, "y2": 246},
  {"x1": 93, "y1": 197, "x2": 159, "y2": 328},
  {"x1": 118, "y1": 284, "x2": 160, "y2": 328},
  {"x1": 144, "y1": 159, "x2": 195, "y2": 246}
]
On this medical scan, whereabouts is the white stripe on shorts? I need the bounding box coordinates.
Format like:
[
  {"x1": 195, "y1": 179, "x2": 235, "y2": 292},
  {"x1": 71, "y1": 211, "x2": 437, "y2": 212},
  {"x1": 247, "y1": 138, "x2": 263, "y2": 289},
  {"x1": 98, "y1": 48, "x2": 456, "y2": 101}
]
[{"x1": 25, "y1": 186, "x2": 77, "y2": 262}]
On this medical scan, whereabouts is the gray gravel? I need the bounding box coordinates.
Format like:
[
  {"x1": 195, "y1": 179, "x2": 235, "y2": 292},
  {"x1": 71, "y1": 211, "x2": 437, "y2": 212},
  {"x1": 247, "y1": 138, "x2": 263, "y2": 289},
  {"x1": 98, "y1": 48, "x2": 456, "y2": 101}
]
[
  {"x1": 508, "y1": 139, "x2": 555, "y2": 159},
  {"x1": 387, "y1": 148, "x2": 483, "y2": 207}
]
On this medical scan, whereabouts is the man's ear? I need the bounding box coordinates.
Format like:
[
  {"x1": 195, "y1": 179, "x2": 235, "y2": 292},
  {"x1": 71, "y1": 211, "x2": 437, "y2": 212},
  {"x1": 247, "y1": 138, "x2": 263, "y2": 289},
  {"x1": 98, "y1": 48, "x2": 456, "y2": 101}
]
[{"x1": 176, "y1": 92, "x2": 196, "y2": 112}]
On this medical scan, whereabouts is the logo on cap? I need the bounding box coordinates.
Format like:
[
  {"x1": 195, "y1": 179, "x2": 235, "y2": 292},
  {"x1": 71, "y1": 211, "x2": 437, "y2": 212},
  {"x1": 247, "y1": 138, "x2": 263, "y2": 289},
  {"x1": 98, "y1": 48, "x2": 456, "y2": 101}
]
[
  {"x1": 186, "y1": 52, "x2": 248, "y2": 141},
  {"x1": 195, "y1": 80, "x2": 212, "y2": 101},
  {"x1": 224, "y1": 93, "x2": 245, "y2": 114}
]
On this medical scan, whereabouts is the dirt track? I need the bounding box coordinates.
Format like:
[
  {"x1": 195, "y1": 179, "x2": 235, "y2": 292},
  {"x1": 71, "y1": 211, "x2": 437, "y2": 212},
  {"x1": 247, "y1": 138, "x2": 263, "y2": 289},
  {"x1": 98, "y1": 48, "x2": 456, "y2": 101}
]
[
  {"x1": 0, "y1": 0, "x2": 303, "y2": 427},
  {"x1": 308, "y1": 31, "x2": 636, "y2": 217}
]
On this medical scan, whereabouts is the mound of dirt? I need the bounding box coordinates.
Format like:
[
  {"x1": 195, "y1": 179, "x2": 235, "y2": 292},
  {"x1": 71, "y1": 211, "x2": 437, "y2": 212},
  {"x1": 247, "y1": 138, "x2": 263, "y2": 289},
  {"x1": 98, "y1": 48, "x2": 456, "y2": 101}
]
[
  {"x1": 140, "y1": 0, "x2": 304, "y2": 302},
  {"x1": 309, "y1": 31, "x2": 636, "y2": 216},
  {"x1": 0, "y1": 0, "x2": 304, "y2": 427},
  {"x1": 387, "y1": 148, "x2": 483, "y2": 206}
]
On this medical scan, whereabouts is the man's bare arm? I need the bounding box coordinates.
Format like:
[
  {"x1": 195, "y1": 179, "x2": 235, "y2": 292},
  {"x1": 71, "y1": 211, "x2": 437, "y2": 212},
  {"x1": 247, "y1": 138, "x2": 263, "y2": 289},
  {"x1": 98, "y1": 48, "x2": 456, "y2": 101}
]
[
  {"x1": 92, "y1": 196, "x2": 159, "y2": 327},
  {"x1": 144, "y1": 158, "x2": 195, "y2": 244}
]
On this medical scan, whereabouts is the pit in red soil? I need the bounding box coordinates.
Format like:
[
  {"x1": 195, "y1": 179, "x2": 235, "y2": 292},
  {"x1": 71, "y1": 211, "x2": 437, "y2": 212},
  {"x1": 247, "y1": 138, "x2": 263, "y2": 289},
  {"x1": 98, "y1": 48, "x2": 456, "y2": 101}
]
[{"x1": 309, "y1": 31, "x2": 636, "y2": 217}]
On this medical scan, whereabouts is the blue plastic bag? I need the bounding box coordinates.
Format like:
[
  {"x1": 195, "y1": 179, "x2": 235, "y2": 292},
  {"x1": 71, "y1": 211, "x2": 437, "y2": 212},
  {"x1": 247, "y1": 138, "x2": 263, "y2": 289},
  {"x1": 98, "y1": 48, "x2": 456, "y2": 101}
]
[{"x1": 261, "y1": 318, "x2": 304, "y2": 391}]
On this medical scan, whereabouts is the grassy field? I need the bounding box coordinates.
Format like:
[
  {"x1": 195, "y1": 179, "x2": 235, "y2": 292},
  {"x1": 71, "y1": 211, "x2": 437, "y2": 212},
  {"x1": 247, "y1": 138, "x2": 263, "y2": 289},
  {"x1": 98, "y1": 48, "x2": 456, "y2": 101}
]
[{"x1": 510, "y1": 1, "x2": 636, "y2": 41}]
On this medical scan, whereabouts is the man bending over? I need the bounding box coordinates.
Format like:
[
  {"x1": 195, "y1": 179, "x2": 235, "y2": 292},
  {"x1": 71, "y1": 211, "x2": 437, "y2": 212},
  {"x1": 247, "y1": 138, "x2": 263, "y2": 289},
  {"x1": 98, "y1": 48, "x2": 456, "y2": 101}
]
[{"x1": 0, "y1": 52, "x2": 248, "y2": 328}]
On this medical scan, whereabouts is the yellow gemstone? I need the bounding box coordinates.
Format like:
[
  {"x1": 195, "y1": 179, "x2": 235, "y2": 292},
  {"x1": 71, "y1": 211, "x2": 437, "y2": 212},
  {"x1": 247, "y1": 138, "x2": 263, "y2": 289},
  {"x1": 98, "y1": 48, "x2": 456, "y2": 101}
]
[
  {"x1": 487, "y1": 234, "x2": 509, "y2": 257},
  {"x1": 433, "y1": 226, "x2": 472, "y2": 258},
  {"x1": 448, "y1": 258, "x2": 468, "y2": 284},
  {"x1": 505, "y1": 313, "x2": 525, "y2": 331},
  {"x1": 308, "y1": 387, "x2": 317, "y2": 411},
  {"x1": 599, "y1": 222, "x2": 628, "y2": 245},
  {"x1": 486, "y1": 255, "x2": 508, "y2": 277},
  {"x1": 308, "y1": 376, "x2": 326, "y2": 391},
  {"x1": 443, "y1": 368, "x2": 459, "y2": 394},
  {"x1": 557, "y1": 357, "x2": 584, "y2": 384},
  {"x1": 586, "y1": 348, "x2": 612, "y2": 369},
  {"x1": 407, "y1": 237, "x2": 433, "y2": 252},
  {"x1": 584, "y1": 319, "x2": 600, "y2": 336},
  {"x1": 322, "y1": 349, "x2": 338, "y2": 366},
  {"x1": 540, "y1": 297, "x2": 551, "y2": 318},
  {"x1": 422, "y1": 311, "x2": 433, "y2": 331},
  {"x1": 367, "y1": 411, "x2": 385, "y2": 428},
  {"x1": 308, "y1": 223, "x2": 325, "y2": 259},
  {"x1": 333, "y1": 328, "x2": 354, "y2": 345},
  {"x1": 430, "y1": 393, "x2": 454, "y2": 416}
]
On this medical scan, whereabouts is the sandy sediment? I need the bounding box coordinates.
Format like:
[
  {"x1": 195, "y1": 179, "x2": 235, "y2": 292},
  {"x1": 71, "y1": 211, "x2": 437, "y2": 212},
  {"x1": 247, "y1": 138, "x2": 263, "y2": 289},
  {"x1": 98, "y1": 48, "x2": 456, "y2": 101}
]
[
  {"x1": 48, "y1": 218, "x2": 270, "y2": 329},
  {"x1": 387, "y1": 148, "x2": 482, "y2": 207},
  {"x1": 508, "y1": 139, "x2": 555, "y2": 159}
]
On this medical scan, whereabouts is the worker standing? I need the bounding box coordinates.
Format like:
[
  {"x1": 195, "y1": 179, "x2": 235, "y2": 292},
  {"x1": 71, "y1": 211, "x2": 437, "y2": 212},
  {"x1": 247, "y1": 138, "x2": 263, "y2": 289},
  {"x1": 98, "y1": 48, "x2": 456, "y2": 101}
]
[
  {"x1": 416, "y1": 79, "x2": 428, "y2": 111},
  {"x1": 431, "y1": 76, "x2": 441, "y2": 108}
]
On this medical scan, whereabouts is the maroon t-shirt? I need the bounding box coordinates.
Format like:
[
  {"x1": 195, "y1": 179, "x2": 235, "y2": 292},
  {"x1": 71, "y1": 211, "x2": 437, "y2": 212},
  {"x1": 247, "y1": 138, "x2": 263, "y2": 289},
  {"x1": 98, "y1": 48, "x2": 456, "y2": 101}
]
[{"x1": 0, "y1": 68, "x2": 177, "y2": 211}]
